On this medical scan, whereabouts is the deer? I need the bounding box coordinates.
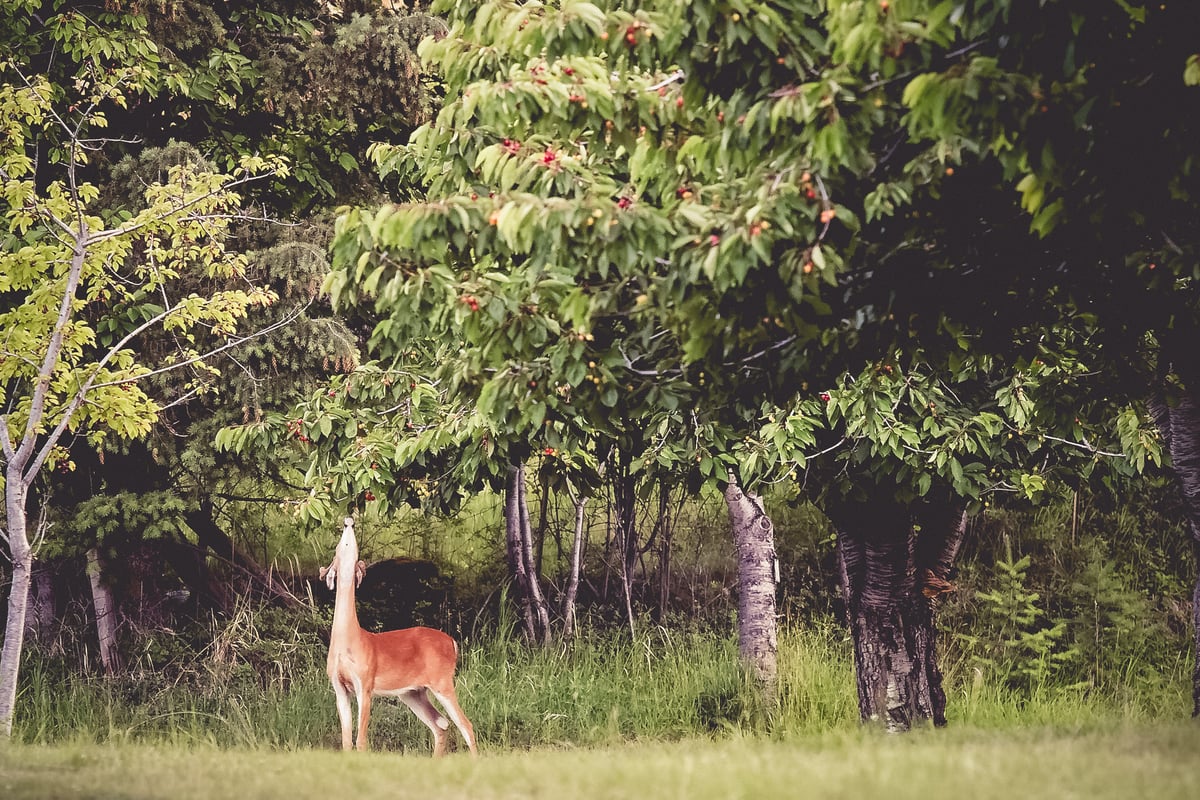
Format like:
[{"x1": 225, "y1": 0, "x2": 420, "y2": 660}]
[{"x1": 319, "y1": 517, "x2": 477, "y2": 756}]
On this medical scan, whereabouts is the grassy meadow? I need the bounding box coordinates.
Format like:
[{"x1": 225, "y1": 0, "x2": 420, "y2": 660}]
[
  {"x1": 3, "y1": 724, "x2": 1200, "y2": 800},
  {"x1": 3, "y1": 620, "x2": 1197, "y2": 799}
]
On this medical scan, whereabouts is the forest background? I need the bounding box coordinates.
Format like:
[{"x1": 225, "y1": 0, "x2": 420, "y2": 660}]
[{"x1": 1, "y1": 0, "x2": 1199, "y2": 761}]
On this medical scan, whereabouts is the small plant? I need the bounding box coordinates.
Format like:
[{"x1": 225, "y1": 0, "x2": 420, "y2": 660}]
[{"x1": 958, "y1": 540, "x2": 1077, "y2": 693}]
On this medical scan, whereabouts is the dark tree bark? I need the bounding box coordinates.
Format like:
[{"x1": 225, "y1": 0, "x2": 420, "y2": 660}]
[
  {"x1": 724, "y1": 475, "x2": 778, "y2": 698},
  {"x1": 1149, "y1": 384, "x2": 1200, "y2": 717},
  {"x1": 831, "y1": 493, "x2": 966, "y2": 731},
  {"x1": 534, "y1": 473, "x2": 551, "y2": 577},
  {"x1": 24, "y1": 559, "x2": 59, "y2": 649},
  {"x1": 159, "y1": 535, "x2": 231, "y2": 613}
]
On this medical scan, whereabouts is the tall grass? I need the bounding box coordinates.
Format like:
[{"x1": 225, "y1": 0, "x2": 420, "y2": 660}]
[{"x1": 13, "y1": 615, "x2": 1190, "y2": 751}]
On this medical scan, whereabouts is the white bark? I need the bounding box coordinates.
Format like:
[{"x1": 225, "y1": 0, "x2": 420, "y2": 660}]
[
  {"x1": 516, "y1": 469, "x2": 551, "y2": 644},
  {"x1": 86, "y1": 548, "x2": 122, "y2": 675},
  {"x1": 503, "y1": 466, "x2": 537, "y2": 641},
  {"x1": 562, "y1": 487, "x2": 587, "y2": 641},
  {"x1": 724, "y1": 475, "x2": 778, "y2": 697},
  {"x1": 0, "y1": 479, "x2": 32, "y2": 737}
]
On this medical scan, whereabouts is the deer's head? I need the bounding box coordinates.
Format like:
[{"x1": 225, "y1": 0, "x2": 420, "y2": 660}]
[{"x1": 319, "y1": 517, "x2": 367, "y2": 589}]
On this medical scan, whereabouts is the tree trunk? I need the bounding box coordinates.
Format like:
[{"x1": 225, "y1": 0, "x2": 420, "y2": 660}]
[
  {"x1": 24, "y1": 559, "x2": 58, "y2": 649},
  {"x1": 831, "y1": 495, "x2": 966, "y2": 731},
  {"x1": 612, "y1": 469, "x2": 639, "y2": 639},
  {"x1": 86, "y1": 547, "x2": 122, "y2": 675},
  {"x1": 159, "y1": 534, "x2": 231, "y2": 613},
  {"x1": 534, "y1": 474, "x2": 550, "y2": 577},
  {"x1": 1149, "y1": 386, "x2": 1200, "y2": 716},
  {"x1": 516, "y1": 467, "x2": 551, "y2": 644},
  {"x1": 504, "y1": 464, "x2": 538, "y2": 641},
  {"x1": 562, "y1": 486, "x2": 587, "y2": 641},
  {"x1": 1193, "y1": 537, "x2": 1200, "y2": 719},
  {"x1": 0, "y1": 480, "x2": 31, "y2": 737},
  {"x1": 504, "y1": 464, "x2": 550, "y2": 643},
  {"x1": 724, "y1": 475, "x2": 778, "y2": 698}
]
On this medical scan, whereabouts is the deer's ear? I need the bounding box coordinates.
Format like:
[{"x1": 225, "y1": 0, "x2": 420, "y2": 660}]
[
  {"x1": 355, "y1": 560, "x2": 367, "y2": 587},
  {"x1": 320, "y1": 564, "x2": 337, "y2": 591}
]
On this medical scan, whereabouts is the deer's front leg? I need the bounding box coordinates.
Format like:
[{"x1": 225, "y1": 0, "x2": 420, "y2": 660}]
[
  {"x1": 332, "y1": 678, "x2": 354, "y2": 751},
  {"x1": 354, "y1": 687, "x2": 373, "y2": 752}
]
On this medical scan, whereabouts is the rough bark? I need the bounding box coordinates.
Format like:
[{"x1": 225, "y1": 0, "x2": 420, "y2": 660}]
[
  {"x1": 831, "y1": 495, "x2": 966, "y2": 731},
  {"x1": 534, "y1": 475, "x2": 550, "y2": 577},
  {"x1": 86, "y1": 547, "x2": 122, "y2": 675},
  {"x1": 1194, "y1": 538, "x2": 1200, "y2": 719},
  {"x1": 24, "y1": 559, "x2": 58, "y2": 649},
  {"x1": 1149, "y1": 387, "x2": 1200, "y2": 717},
  {"x1": 724, "y1": 475, "x2": 778, "y2": 698}
]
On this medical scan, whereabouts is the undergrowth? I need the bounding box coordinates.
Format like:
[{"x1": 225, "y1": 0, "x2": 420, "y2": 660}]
[{"x1": 13, "y1": 615, "x2": 1190, "y2": 751}]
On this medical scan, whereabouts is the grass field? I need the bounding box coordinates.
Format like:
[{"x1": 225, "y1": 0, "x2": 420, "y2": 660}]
[
  {"x1": 6, "y1": 621, "x2": 1197, "y2": 798},
  {"x1": 2, "y1": 723, "x2": 1198, "y2": 800}
]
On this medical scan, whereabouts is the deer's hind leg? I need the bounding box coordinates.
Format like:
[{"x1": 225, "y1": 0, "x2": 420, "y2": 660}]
[
  {"x1": 429, "y1": 686, "x2": 477, "y2": 756},
  {"x1": 399, "y1": 688, "x2": 450, "y2": 757}
]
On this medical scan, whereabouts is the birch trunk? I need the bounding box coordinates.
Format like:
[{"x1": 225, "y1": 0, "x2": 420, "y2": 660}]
[
  {"x1": 0, "y1": 481, "x2": 31, "y2": 737},
  {"x1": 516, "y1": 467, "x2": 551, "y2": 644},
  {"x1": 86, "y1": 547, "x2": 122, "y2": 675},
  {"x1": 562, "y1": 488, "x2": 587, "y2": 641},
  {"x1": 724, "y1": 475, "x2": 778, "y2": 698},
  {"x1": 504, "y1": 464, "x2": 538, "y2": 641}
]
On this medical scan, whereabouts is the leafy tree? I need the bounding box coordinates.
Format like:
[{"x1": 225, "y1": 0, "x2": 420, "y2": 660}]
[
  {"x1": 217, "y1": 0, "x2": 1187, "y2": 728},
  {"x1": 0, "y1": 52, "x2": 284, "y2": 735},
  {"x1": 0, "y1": 1, "x2": 446, "y2": 654},
  {"x1": 867, "y1": 0, "x2": 1200, "y2": 715},
  {"x1": 328, "y1": 0, "x2": 1188, "y2": 723}
]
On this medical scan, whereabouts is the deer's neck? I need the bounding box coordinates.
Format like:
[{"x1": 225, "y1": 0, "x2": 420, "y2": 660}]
[{"x1": 331, "y1": 556, "x2": 362, "y2": 643}]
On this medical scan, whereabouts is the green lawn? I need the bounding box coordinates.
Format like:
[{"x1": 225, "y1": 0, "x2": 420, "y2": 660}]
[{"x1": 2, "y1": 724, "x2": 1198, "y2": 800}]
